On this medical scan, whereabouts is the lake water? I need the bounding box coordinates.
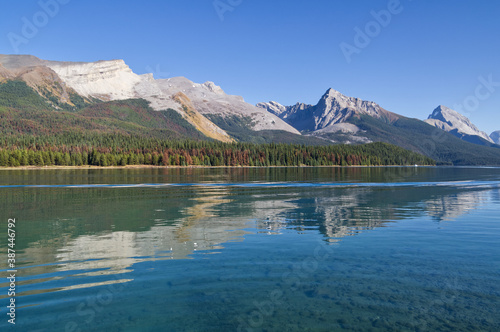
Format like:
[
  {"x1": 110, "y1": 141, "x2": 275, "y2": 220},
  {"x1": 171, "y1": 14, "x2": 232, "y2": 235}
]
[{"x1": 0, "y1": 167, "x2": 499, "y2": 331}]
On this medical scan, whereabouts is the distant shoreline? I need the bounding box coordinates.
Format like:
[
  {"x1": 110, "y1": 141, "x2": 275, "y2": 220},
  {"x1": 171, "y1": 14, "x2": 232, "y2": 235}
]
[{"x1": 0, "y1": 164, "x2": 431, "y2": 170}]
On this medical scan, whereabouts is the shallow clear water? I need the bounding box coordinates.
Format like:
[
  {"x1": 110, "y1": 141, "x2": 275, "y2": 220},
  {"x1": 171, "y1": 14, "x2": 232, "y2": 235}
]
[{"x1": 0, "y1": 167, "x2": 499, "y2": 331}]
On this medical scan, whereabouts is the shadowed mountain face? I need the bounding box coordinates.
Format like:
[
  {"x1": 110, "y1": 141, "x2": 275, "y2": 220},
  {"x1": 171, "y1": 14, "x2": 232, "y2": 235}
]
[{"x1": 491, "y1": 130, "x2": 500, "y2": 144}]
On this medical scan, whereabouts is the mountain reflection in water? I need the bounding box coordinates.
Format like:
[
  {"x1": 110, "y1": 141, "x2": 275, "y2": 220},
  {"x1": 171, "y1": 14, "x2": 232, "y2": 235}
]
[{"x1": 0, "y1": 167, "x2": 499, "y2": 332}]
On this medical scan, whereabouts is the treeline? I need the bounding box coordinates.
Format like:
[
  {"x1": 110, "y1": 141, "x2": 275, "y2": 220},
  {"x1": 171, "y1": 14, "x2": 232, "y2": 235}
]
[{"x1": 0, "y1": 138, "x2": 435, "y2": 167}]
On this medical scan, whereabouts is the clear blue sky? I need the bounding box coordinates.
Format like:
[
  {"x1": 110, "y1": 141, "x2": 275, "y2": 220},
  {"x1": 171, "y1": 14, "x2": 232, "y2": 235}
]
[{"x1": 1, "y1": 0, "x2": 500, "y2": 133}]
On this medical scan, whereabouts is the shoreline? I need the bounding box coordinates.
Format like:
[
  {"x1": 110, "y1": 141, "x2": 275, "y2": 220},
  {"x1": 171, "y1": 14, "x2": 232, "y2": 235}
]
[{"x1": 0, "y1": 164, "x2": 433, "y2": 170}]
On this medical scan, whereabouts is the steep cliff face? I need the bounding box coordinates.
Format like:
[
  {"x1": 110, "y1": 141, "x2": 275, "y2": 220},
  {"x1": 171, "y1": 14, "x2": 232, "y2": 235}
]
[
  {"x1": 425, "y1": 105, "x2": 494, "y2": 144},
  {"x1": 46, "y1": 59, "x2": 143, "y2": 101}
]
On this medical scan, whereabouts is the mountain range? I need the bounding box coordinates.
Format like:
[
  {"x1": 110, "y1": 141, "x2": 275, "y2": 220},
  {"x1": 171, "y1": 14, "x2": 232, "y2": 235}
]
[
  {"x1": 1, "y1": 54, "x2": 500, "y2": 165},
  {"x1": 258, "y1": 89, "x2": 500, "y2": 165}
]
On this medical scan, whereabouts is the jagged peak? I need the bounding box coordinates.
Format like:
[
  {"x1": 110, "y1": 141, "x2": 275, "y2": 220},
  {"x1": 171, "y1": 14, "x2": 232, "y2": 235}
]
[
  {"x1": 429, "y1": 105, "x2": 469, "y2": 122},
  {"x1": 430, "y1": 105, "x2": 454, "y2": 117},
  {"x1": 322, "y1": 88, "x2": 344, "y2": 99},
  {"x1": 436, "y1": 104, "x2": 450, "y2": 110},
  {"x1": 318, "y1": 87, "x2": 365, "y2": 108},
  {"x1": 320, "y1": 88, "x2": 378, "y2": 107},
  {"x1": 429, "y1": 105, "x2": 450, "y2": 122},
  {"x1": 268, "y1": 101, "x2": 284, "y2": 107},
  {"x1": 256, "y1": 100, "x2": 311, "y2": 112}
]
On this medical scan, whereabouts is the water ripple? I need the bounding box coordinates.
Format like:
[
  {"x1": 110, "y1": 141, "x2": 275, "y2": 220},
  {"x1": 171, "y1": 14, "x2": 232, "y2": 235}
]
[{"x1": 1, "y1": 180, "x2": 500, "y2": 189}]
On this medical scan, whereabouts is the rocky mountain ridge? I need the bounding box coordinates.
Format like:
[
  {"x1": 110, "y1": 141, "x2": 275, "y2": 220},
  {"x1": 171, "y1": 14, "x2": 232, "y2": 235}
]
[
  {"x1": 258, "y1": 88, "x2": 498, "y2": 149},
  {"x1": 0, "y1": 54, "x2": 299, "y2": 143},
  {"x1": 257, "y1": 88, "x2": 500, "y2": 165},
  {"x1": 2, "y1": 54, "x2": 500, "y2": 165},
  {"x1": 257, "y1": 88, "x2": 400, "y2": 133},
  {"x1": 425, "y1": 105, "x2": 494, "y2": 144}
]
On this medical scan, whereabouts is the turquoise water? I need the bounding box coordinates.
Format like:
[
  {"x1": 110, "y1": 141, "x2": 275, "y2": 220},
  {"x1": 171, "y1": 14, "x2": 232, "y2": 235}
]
[{"x1": 0, "y1": 167, "x2": 499, "y2": 331}]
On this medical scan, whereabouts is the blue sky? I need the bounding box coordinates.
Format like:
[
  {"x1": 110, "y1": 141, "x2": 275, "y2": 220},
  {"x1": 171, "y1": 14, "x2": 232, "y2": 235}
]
[{"x1": 1, "y1": 0, "x2": 500, "y2": 133}]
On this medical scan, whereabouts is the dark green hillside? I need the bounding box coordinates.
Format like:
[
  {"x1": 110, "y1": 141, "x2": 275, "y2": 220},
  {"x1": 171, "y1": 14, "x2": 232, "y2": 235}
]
[
  {"x1": 447, "y1": 129, "x2": 500, "y2": 148},
  {"x1": 391, "y1": 117, "x2": 500, "y2": 165},
  {"x1": 0, "y1": 80, "x2": 53, "y2": 111},
  {"x1": 0, "y1": 81, "x2": 205, "y2": 141}
]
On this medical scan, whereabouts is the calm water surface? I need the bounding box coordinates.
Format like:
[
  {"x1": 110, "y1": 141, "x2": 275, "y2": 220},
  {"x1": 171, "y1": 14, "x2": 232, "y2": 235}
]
[{"x1": 0, "y1": 167, "x2": 499, "y2": 331}]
